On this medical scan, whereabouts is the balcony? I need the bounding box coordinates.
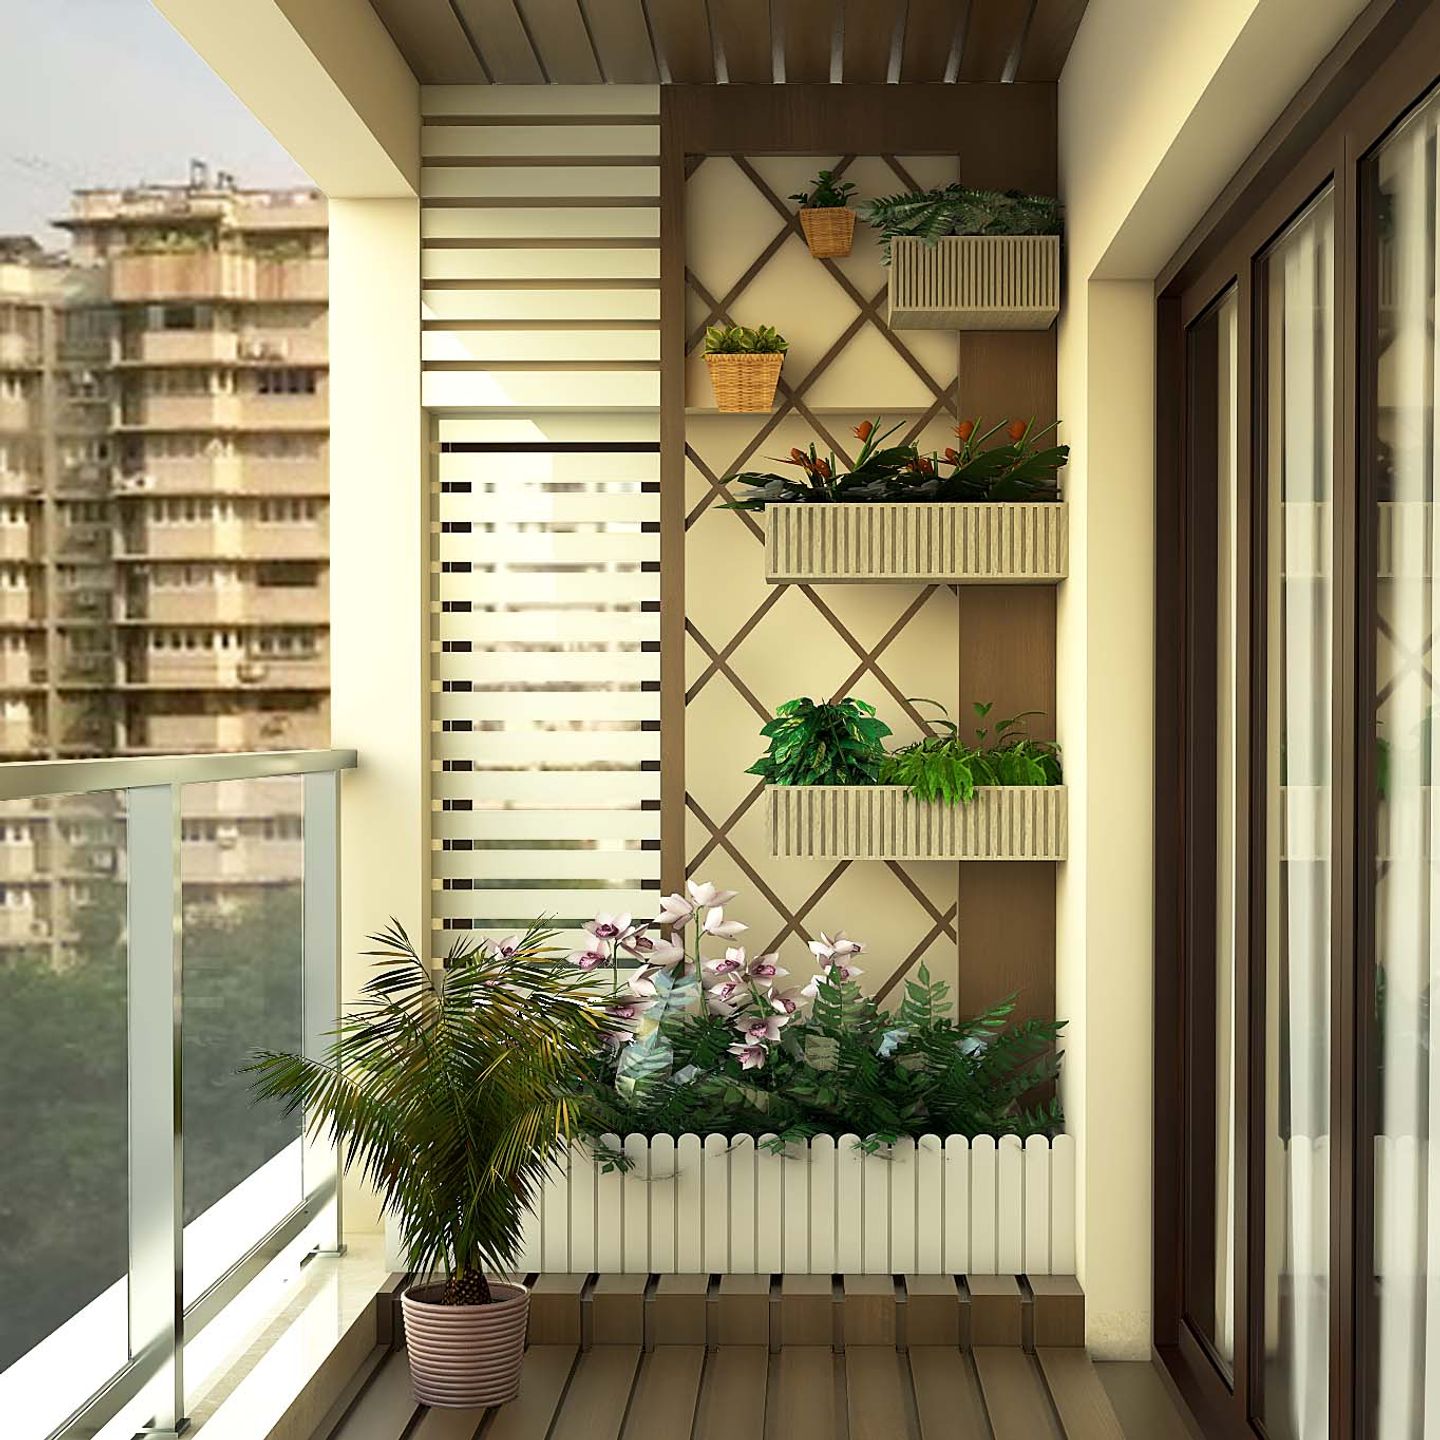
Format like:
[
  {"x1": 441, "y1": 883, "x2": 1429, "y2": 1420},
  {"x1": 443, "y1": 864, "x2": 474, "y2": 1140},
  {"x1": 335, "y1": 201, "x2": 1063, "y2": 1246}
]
[
  {"x1": 0, "y1": 333, "x2": 39, "y2": 368},
  {"x1": 0, "y1": 750, "x2": 355, "y2": 1440},
  {"x1": 119, "y1": 394, "x2": 242, "y2": 430},
  {"x1": 109, "y1": 251, "x2": 254, "y2": 303},
  {"x1": 127, "y1": 330, "x2": 239, "y2": 365},
  {"x1": 0, "y1": 396, "x2": 33, "y2": 433}
]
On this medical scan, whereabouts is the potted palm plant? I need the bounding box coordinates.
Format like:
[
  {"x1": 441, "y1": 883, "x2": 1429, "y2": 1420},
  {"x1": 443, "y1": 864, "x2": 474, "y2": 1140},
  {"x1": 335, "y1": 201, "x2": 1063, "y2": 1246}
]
[
  {"x1": 702, "y1": 323, "x2": 787, "y2": 412},
  {"x1": 248, "y1": 920, "x2": 605, "y2": 1408},
  {"x1": 789, "y1": 169, "x2": 858, "y2": 258}
]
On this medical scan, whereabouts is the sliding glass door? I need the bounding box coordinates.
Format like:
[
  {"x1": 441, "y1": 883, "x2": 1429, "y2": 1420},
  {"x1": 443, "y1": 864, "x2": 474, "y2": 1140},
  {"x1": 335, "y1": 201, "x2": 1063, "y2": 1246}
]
[
  {"x1": 1158, "y1": 11, "x2": 1440, "y2": 1436},
  {"x1": 1369, "y1": 82, "x2": 1440, "y2": 1440},
  {"x1": 1261, "y1": 189, "x2": 1335, "y2": 1440}
]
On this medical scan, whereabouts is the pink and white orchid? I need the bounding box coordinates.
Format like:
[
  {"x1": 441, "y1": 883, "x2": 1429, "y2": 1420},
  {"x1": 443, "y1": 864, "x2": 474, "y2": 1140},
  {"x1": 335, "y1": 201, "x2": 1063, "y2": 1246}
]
[
  {"x1": 727, "y1": 1041, "x2": 768, "y2": 1070},
  {"x1": 492, "y1": 934, "x2": 523, "y2": 959},
  {"x1": 703, "y1": 947, "x2": 746, "y2": 981},
  {"x1": 585, "y1": 912, "x2": 633, "y2": 941},
  {"x1": 770, "y1": 987, "x2": 803, "y2": 1016},
  {"x1": 745, "y1": 953, "x2": 787, "y2": 982},
  {"x1": 706, "y1": 978, "x2": 745, "y2": 1015},
  {"x1": 735, "y1": 1013, "x2": 788, "y2": 1044},
  {"x1": 622, "y1": 931, "x2": 686, "y2": 966},
  {"x1": 570, "y1": 941, "x2": 609, "y2": 971},
  {"x1": 801, "y1": 960, "x2": 864, "y2": 997},
  {"x1": 606, "y1": 999, "x2": 644, "y2": 1022},
  {"x1": 702, "y1": 905, "x2": 747, "y2": 939},
  {"x1": 808, "y1": 930, "x2": 864, "y2": 962}
]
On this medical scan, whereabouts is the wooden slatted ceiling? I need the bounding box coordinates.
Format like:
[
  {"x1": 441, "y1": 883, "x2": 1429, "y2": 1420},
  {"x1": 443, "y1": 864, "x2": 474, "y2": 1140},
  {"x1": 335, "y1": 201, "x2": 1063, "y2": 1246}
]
[
  {"x1": 424, "y1": 88, "x2": 662, "y2": 945},
  {"x1": 375, "y1": 0, "x2": 1088, "y2": 85}
]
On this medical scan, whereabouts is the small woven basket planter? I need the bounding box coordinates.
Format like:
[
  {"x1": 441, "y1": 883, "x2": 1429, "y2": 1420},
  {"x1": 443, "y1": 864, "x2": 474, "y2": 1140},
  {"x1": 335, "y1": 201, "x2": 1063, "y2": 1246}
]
[
  {"x1": 401, "y1": 1281, "x2": 529, "y2": 1408},
  {"x1": 764, "y1": 501, "x2": 1067, "y2": 584},
  {"x1": 767, "y1": 784, "x2": 1067, "y2": 861},
  {"x1": 888, "y1": 235, "x2": 1061, "y2": 330},
  {"x1": 705, "y1": 351, "x2": 783, "y2": 412},
  {"x1": 798, "y1": 207, "x2": 856, "y2": 258}
]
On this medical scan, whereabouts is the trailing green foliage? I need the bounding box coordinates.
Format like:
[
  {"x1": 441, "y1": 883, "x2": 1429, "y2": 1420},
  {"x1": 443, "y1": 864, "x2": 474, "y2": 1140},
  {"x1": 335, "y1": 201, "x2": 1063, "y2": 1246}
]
[
  {"x1": 724, "y1": 416, "x2": 1067, "y2": 509},
  {"x1": 703, "y1": 323, "x2": 789, "y2": 355},
  {"x1": 248, "y1": 919, "x2": 606, "y2": 1304},
  {"x1": 789, "y1": 169, "x2": 856, "y2": 209},
  {"x1": 578, "y1": 965, "x2": 1064, "y2": 1150},
  {"x1": 746, "y1": 696, "x2": 892, "y2": 787},
  {"x1": 880, "y1": 700, "x2": 1063, "y2": 804},
  {"x1": 861, "y1": 184, "x2": 1062, "y2": 261}
]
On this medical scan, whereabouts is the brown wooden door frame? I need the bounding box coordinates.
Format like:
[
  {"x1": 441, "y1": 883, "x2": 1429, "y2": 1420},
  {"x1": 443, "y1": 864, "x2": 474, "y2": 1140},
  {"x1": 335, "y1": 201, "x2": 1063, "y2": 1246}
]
[{"x1": 1154, "y1": 2, "x2": 1440, "y2": 1436}]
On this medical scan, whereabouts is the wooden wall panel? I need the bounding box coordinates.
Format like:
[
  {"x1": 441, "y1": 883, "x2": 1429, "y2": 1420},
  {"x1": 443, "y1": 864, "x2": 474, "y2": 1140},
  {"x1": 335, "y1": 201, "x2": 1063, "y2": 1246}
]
[{"x1": 664, "y1": 85, "x2": 1060, "y2": 1014}]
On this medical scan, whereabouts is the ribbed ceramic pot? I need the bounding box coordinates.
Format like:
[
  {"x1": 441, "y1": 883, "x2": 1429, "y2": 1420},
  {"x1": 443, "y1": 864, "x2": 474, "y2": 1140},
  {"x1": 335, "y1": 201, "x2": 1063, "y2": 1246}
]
[{"x1": 401, "y1": 1280, "x2": 530, "y2": 1407}]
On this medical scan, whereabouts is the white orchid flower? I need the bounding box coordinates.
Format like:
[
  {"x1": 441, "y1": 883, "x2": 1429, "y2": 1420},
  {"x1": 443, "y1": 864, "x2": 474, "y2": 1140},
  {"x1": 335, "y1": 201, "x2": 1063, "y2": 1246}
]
[
  {"x1": 745, "y1": 953, "x2": 787, "y2": 982},
  {"x1": 728, "y1": 1041, "x2": 768, "y2": 1071},
  {"x1": 656, "y1": 892, "x2": 695, "y2": 928},
  {"x1": 585, "y1": 912, "x2": 632, "y2": 941},
  {"x1": 735, "y1": 1013, "x2": 788, "y2": 1044},
  {"x1": 702, "y1": 906, "x2": 747, "y2": 939},
  {"x1": 808, "y1": 930, "x2": 864, "y2": 961},
  {"x1": 687, "y1": 879, "x2": 738, "y2": 909}
]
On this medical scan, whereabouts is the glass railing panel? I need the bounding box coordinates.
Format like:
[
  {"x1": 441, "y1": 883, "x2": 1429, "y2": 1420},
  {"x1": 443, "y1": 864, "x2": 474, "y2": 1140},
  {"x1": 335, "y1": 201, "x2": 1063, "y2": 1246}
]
[
  {"x1": 0, "y1": 790, "x2": 129, "y2": 1440},
  {"x1": 180, "y1": 776, "x2": 305, "y2": 1306}
]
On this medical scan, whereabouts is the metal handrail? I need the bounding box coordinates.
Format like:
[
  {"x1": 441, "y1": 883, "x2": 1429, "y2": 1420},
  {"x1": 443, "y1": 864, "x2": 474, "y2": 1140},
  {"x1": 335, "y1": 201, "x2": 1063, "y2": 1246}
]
[{"x1": 0, "y1": 747, "x2": 357, "y2": 800}]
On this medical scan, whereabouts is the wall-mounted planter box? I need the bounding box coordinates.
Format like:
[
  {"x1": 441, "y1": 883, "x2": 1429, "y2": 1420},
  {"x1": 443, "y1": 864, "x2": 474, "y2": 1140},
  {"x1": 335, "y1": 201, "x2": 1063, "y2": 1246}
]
[
  {"x1": 767, "y1": 784, "x2": 1066, "y2": 861},
  {"x1": 504, "y1": 1132, "x2": 1076, "y2": 1277},
  {"x1": 764, "y1": 502, "x2": 1067, "y2": 584},
  {"x1": 888, "y1": 235, "x2": 1061, "y2": 330}
]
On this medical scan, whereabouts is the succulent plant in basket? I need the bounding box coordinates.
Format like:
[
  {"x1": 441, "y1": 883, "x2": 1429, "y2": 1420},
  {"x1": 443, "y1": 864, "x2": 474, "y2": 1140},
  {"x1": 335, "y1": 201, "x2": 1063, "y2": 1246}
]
[
  {"x1": 247, "y1": 920, "x2": 606, "y2": 1408},
  {"x1": 790, "y1": 168, "x2": 859, "y2": 258},
  {"x1": 703, "y1": 323, "x2": 788, "y2": 413}
]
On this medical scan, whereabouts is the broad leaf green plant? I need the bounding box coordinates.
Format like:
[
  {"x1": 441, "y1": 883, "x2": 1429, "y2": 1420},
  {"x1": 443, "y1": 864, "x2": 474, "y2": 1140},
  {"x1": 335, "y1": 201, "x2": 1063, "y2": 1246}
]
[
  {"x1": 572, "y1": 885, "x2": 1064, "y2": 1150},
  {"x1": 724, "y1": 416, "x2": 1067, "y2": 509},
  {"x1": 789, "y1": 169, "x2": 857, "y2": 209},
  {"x1": 746, "y1": 696, "x2": 892, "y2": 787},
  {"x1": 247, "y1": 919, "x2": 606, "y2": 1305},
  {"x1": 702, "y1": 323, "x2": 789, "y2": 355}
]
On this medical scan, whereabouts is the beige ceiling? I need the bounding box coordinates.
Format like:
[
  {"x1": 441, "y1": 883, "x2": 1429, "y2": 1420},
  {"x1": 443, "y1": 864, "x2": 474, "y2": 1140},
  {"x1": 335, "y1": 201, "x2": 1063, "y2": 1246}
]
[{"x1": 369, "y1": 0, "x2": 1088, "y2": 87}]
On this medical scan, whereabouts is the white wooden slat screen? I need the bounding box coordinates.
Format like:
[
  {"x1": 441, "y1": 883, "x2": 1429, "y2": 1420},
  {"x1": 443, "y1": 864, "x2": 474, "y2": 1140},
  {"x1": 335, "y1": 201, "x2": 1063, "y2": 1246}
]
[
  {"x1": 424, "y1": 84, "x2": 662, "y2": 947},
  {"x1": 513, "y1": 1133, "x2": 1078, "y2": 1276}
]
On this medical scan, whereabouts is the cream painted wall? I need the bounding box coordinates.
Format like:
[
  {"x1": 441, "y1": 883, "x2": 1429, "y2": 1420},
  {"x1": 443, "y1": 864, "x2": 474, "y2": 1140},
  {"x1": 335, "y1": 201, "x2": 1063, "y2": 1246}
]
[
  {"x1": 153, "y1": 0, "x2": 419, "y2": 197},
  {"x1": 1057, "y1": 0, "x2": 1367, "y2": 1359},
  {"x1": 328, "y1": 197, "x2": 424, "y2": 1231}
]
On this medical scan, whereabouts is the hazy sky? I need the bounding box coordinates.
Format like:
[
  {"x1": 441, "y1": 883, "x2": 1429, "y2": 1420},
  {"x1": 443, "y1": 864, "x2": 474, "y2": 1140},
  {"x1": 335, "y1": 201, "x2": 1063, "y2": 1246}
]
[{"x1": 1, "y1": 0, "x2": 314, "y2": 246}]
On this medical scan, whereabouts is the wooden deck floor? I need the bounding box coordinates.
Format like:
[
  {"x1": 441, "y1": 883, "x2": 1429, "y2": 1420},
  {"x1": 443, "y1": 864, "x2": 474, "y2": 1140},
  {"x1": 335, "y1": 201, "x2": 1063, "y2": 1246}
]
[{"x1": 322, "y1": 1341, "x2": 1173, "y2": 1440}]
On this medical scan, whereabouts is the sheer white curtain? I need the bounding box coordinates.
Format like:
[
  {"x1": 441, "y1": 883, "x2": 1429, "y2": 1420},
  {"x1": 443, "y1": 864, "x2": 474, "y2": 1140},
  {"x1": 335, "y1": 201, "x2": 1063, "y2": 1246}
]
[
  {"x1": 1266, "y1": 190, "x2": 1334, "y2": 1440},
  {"x1": 1374, "y1": 89, "x2": 1440, "y2": 1440}
]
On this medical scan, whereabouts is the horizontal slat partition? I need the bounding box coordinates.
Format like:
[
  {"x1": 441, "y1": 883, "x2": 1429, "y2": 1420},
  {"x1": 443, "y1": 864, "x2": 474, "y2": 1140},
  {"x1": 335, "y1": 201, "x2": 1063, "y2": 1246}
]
[
  {"x1": 765, "y1": 502, "x2": 1067, "y2": 583},
  {"x1": 426, "y1": 76, "x2": 663, "y2": 951},
  {"x1": 767, "y1": 785, "x2": 1067, "y2": 861}
]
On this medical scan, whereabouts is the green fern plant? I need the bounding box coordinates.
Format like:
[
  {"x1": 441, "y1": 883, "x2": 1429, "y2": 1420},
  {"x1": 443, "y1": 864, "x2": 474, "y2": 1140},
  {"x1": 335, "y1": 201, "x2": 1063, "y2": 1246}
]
[
  {"x1": 861, "y1": 185, "x2": 1062, "y2": 262},
  {"x1": 880, "y1": 699, "x2": 1063, "y2": 804},
  {"x1": 247, "y1": 919, "x2": 605, "y2": 1305},
  {"x1": 747, "y1": 696, "x2": 892, "y2": 786}
]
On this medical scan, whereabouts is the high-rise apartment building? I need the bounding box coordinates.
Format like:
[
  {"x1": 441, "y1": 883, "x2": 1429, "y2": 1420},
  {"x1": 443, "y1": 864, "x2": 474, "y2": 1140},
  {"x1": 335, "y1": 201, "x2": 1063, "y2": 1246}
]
[{"x1": 0, "y1": 165, "x2": 328, "y2": 956}]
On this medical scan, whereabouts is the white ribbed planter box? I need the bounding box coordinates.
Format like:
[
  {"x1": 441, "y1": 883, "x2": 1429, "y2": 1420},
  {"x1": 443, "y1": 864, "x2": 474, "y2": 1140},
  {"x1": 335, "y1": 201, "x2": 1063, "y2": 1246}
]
[
  {"x1": 509, "y1": 1133, "x2": 1074, "y2": 1276},
  {"x1": 764, "y1": 502, "x2": 1066, "y2": 584},
  {"x1": 767, "y1": 784, "x2": 1066, "y2": 861},
  {"x1": 888, "y1": 235, "x2": 1061, "y2": 330}
]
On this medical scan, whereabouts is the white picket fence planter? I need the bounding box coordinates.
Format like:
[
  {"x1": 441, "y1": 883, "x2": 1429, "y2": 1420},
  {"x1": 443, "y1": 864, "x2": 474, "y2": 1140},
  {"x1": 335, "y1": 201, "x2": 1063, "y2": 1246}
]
[{"x1": 509, "y1": 1132, "x2": 1075, "y2": 1277}]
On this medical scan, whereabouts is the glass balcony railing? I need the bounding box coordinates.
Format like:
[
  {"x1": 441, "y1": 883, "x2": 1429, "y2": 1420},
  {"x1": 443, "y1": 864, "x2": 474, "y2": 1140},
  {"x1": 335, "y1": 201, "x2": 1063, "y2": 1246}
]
[{"x1": 0, "y1": 746, "x2": 355, "y2": 1440}]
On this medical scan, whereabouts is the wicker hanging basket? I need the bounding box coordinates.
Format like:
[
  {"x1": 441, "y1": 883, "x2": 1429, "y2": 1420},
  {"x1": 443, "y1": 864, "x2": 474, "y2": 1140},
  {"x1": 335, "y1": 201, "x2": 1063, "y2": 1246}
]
[
  {"x1": 704, "y1": 352, "x2": 783, "y2": 413},
  {"x1": 798, "y1": 207, "x2": 856, "y2": 259}
]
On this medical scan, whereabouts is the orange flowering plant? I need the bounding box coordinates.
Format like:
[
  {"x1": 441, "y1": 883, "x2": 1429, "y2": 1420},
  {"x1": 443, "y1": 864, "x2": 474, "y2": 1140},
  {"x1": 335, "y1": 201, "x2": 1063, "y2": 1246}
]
[{"x1": 724, "y1": 416, "x2": 1067, "y2": 508}]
